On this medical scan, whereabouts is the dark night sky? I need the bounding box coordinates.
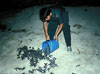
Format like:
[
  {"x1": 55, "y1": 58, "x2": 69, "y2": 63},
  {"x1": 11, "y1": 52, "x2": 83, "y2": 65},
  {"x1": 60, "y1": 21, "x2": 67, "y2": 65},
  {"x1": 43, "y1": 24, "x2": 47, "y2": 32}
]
[{"x1": 0, "y1": 0, "x2": 100, "y2": 11}]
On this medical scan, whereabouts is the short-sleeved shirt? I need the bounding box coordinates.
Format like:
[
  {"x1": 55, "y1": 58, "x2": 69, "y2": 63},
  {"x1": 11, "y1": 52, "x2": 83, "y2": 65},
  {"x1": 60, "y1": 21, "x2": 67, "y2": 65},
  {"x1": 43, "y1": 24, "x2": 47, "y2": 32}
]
[{"x1": 43, "y1": 7, "x2": 65, "y2": 24}]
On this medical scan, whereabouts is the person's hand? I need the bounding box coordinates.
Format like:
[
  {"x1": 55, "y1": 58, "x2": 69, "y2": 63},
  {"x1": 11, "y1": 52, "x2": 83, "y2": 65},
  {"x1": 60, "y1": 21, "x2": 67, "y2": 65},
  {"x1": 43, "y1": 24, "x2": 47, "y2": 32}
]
[
  {"x1": 54, "y1": 34, "x2": 58, "y2": 41},
  {"x1": 46, "y1": 35, "x2": 50, "y2": 41}
]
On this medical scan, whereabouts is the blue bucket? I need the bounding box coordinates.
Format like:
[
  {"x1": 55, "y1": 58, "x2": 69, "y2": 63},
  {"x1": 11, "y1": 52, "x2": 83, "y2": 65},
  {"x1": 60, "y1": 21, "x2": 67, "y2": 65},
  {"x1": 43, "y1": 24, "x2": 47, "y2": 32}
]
[{"x1": 42, "y1": 39, "x2": 59, "y2": 54}]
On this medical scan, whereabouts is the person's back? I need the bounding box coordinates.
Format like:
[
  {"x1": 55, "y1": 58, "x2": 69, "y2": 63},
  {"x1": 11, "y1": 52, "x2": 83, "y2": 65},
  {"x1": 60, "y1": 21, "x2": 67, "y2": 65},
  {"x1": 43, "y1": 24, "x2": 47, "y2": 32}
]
[{"x1": 49, "y1": 5, "x2": 66, "y2": 12}]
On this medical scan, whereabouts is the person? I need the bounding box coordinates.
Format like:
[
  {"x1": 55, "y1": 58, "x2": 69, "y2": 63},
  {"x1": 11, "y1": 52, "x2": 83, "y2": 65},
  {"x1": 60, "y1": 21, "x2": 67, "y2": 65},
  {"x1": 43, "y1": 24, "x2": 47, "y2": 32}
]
[{"x1": 39, "y1": 6, "x2": 72, "y2": 52}]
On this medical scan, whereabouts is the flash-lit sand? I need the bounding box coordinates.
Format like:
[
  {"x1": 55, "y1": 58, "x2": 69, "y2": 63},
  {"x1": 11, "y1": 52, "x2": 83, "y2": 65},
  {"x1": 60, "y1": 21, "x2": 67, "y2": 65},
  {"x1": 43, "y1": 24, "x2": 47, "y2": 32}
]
[{"x1": 0, "y1": 6, "x2": 100, "y2": 74}]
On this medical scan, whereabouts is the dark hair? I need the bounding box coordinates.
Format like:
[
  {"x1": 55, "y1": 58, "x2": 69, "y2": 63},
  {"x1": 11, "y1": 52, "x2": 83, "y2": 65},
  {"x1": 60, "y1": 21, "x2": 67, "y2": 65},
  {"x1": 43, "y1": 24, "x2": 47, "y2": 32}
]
[{"x1": 39, "y1": 7, "x2": 51, "y2": 22}]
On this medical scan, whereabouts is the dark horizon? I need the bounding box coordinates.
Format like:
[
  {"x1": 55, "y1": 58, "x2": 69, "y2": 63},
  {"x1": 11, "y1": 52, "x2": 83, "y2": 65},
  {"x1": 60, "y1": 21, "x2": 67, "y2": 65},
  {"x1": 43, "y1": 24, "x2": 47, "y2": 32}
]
[{"x1": 0, "y1": 0, "x2": 100, "y2": 11}]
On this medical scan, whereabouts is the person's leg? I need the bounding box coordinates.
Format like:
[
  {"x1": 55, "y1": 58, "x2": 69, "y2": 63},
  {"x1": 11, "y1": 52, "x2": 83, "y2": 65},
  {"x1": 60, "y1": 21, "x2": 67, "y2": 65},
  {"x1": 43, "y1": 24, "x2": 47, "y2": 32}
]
[
  {"x1": 48, "y1": 20, "x2": 59, "y2": 40},
  {"x1": 62, "y1": 11, "x2": 72, "y2": 51},
  {"x1": 63, "y1": 24, "x2": 71, "y2": 46}
]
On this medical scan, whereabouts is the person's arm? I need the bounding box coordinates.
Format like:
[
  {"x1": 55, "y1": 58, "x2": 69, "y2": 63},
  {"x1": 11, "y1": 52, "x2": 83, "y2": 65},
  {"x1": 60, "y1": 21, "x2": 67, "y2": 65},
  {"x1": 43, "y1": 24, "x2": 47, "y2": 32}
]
[
  {"x1": 43, "y1": 22, "x2": 50, "y2": 40},
  {"x1": 55, "y1": 23, "x2": 64, "y2": 36},
  {"x1": 54, "y1": 12, "x2": 64, "y2": 40},
  {"x1": 55, "y1": 23, "x2": 64, "y2": 40}
]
